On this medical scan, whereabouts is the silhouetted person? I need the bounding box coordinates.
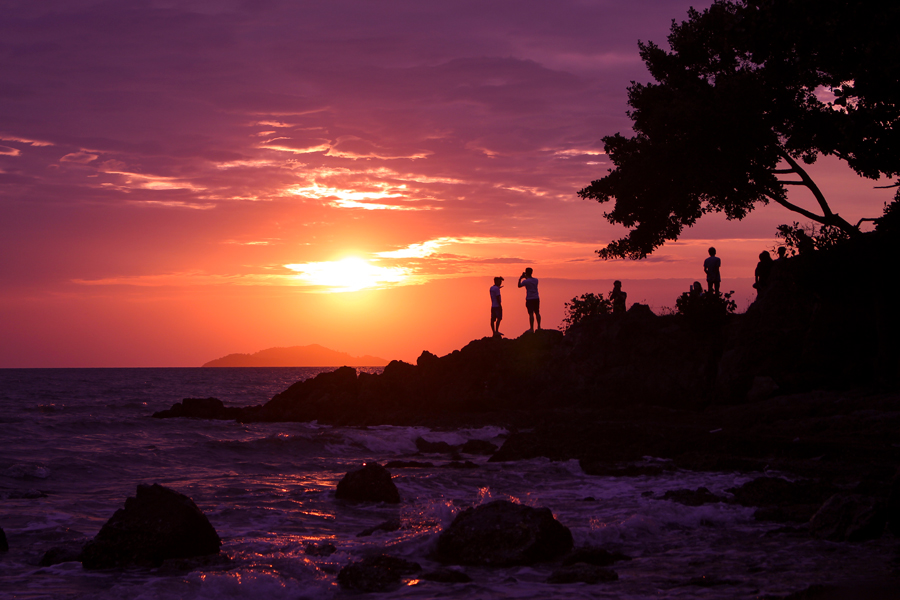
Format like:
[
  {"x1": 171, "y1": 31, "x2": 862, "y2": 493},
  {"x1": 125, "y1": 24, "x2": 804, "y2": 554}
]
[
  {"x1": 610, "y1": 280, "x2": 627, "y2": 315},
  {"x1": 795, "y1": 230, "x2": 814, "y2": 255},
  {"x1": 490, "y1": 276, "x2": 504, "y2": 337},
  {"x1": 775, "y1": 246, "x2": 788, "y2": 262},
  {"x1": 704, "y1": 247, "x2": 721, "y2": 294},
  {"x1": 753, "y1": 250, "x2": 773, "y2": 293},
  {"x1": 518, "y1": 267, "x2": 541, "y2": 331},
  {"x1": 690, "y1": 281, "x2": 704, "y2": 298}
]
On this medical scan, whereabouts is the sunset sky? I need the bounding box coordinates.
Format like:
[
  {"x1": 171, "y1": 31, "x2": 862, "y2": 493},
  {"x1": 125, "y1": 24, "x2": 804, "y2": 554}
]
[{"x1": 0, "y1": 0, "x2": 891, "y2": 367}]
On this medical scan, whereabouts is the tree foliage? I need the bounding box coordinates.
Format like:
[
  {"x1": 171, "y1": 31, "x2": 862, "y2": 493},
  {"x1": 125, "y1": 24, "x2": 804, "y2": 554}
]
[{"x1": 580, "y1": 0, "x2": 900, "y2": 259}]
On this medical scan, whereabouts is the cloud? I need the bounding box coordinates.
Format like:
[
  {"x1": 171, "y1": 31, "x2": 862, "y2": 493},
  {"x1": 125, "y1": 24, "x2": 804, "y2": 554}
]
[{"x1": 60, "y1": 151, "x2": 98, "y2": 164}]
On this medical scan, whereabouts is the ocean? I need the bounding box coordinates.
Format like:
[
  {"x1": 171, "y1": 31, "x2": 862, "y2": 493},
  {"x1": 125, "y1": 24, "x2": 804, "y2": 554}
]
[{"x1": 0, "y1": 368, "x2": 894, "y2": 599}]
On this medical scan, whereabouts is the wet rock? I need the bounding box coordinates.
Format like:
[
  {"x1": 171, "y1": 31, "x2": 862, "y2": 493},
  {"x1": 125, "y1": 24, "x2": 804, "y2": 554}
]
[
  {"x1": 152, "y1": 397, "x2": 225, "y2": 419},
  {"x1": 357, "y1": 519, "x2": 401, "y2": 537},
  {"x1": 661, "y1": 487, "x2": 726, "y2": 506},
  {"x1": 753, "y1": 505, "x2": 822, "y2": 523},
  {"x1": 337, "y1": 554, "x2": 421, "y2": 593},
  {"x1": 79, "y1": 483, "x2": 221, "y2": 569},
  {"x1": 547, "y1": 564, "x2": 618, "y2": 584},
  {"x1": 3, "y1": 489, "x2": 47, "y2": 499},
  {"x1": 0, "y1": 527, "x2": 7, "y2": 552},
  {"x1": 384, "y1": 460, "x2": 434, "y2": 469},
  {"x1": 158, "y1": 553, "x2": 232, "y2": 573},
  {"x1": 39, "y1": 543, "x2": 84, "y2": 566},
  {"x1": 747, "y1": 375, "x2": 779, "y2": 401},
  {"x1": 435, "y1": 500, "x2": 573, "y2": 567},
  {"x1": 305, "y1": 542, "x2": 337, "y2": 556},
  {"x1": 460, "y1": 439, "x2": 498, "y2": 455},
  {"x1": 809, "y1": 493, "x2": 887, "y2": 541},
  {"x1": 727, "y1": 477, "x2": 834, "y2": 508},
  {"x1": 421, "y1": 568, "x2": 472, "y2": 583},
  {"x1": 887, "y1": 469, "x2": 900, "y2": 537},
  {"x1": 562, "y1": 546, "x2": 631, "y2": 567},
  {"x1": 440, "y1": 460, "x2": 478, "y2": 469},
  {"x1": 579, "y1": 462, "x2": 665, "y2": 477},
  {"x1": 415, "y1": 437, "x2": 458, "y2": 454},
  {"x1": 335, "y1": 463, "x2": 400, "y2": 504}
]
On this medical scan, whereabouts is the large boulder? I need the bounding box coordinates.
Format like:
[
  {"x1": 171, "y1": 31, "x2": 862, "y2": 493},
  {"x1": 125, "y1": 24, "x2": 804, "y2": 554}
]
[
  {"x1": 335, "y1": 463, "x2": 400, "y2": 503},
  {"x1": 337, "y1": 554, "x2": 421, "y2": 592},
  {"x1": 79, "y1": 483, "x2": 221, "y2": 569},
  {"x1": 435, "y1": 500, "x2": 573, "y2": 566}
]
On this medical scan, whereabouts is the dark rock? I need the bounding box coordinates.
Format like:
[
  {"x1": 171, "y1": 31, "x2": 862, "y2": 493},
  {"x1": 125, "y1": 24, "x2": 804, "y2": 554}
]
[
  {"x1": 4, "y1": 489, "x2": 47, "y2": 499},
  {"x1": 683, "y1": 575, "x2": 741, "y2": 587},
  {"x1": 661, "y1": 487, "x2": 726, "y2": 506},
  {"x1": 562, "y1": 546, "x2": 631, "y2": 567},
  {"x1": 547, "y1": 564, "x2": 618, "y2": 584},
  {"x1": 809, "y1": 493, "x2": 887, "y2": 541},
  {"x1": 415, "y1": 437, "x2": 458, "y2": 454},
  {"x1": 421, "y1": 568, "x2": 472, "y2": 583},
  {"x1": 153, "y1": 397, "x2": 224, "y2": 419},
  {"x1": 305, "y1": 542, "x2": 337, "y2": 556},
  {"x1": 337, "y1": 554, "x2": 421, "y2": 593},
  {"x1": 79, "y1": 483, "x2": 221, "y2": 569},
  {"x1": 460, "y1": 439, "x2": 498, "y2": 455},
  {"x1": 727, "y1": 477, "x2": 835, "y2": 508},
  {"x1": 887, "y1": 469, "x2": 900, "y2": 536},
  {"x1": 435, "y1": 500, "x2": 573, "y2": 567},
  {"x1": 416, "y1": 350, "x2": 439, "y2": 367},
  {"x1": 580, "y1": 462, "x2": 665, "y2": 477},
  {"x1": 440, "y1": 460, "x2": 478, "y2": 469},
  {"x1": 39, "y1": 543, "x2": 84, "y2": 566},
  {"x1": 0, "y1": 527, "x2": 7, "y2": 552},
  {"x1": 357, "y1": 519, "x2": 401, "y2": 537},
  {"x1": 384, "y1": 460, "x2": 434, "y2": 469},
  {"x1": 335, "y1": 463, "x2": 400, "y2": 504},
  {"x1": 158, "y1": 553, "x2": 232, "y2": 573},
  {"x1": 753, "y1": 505, "x2": 822, "y2": 523}
]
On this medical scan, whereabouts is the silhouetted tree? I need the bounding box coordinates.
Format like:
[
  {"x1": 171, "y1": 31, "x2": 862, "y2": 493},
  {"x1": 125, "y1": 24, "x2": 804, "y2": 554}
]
[{"x1": 579, "y1": 0, "x2": 900, "y2": 259}]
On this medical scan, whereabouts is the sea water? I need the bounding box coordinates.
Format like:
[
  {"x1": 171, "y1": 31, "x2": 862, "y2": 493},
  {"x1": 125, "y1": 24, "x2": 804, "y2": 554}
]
[{"x1": 0, "y1": 368, "x2": 894, "y2": 599}]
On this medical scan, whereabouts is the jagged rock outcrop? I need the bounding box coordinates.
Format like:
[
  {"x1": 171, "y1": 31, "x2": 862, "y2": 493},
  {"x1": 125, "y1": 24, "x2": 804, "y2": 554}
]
[
  {"x1": 435, "y1": 500, "x2": 573, "y2": 566},
  {"x1": 79, "y1": 483, "x2": 221, "y2": 569}
]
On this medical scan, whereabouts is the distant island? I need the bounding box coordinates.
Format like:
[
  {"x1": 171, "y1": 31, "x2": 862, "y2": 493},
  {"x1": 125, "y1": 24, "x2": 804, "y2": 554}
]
[{"x1": 202, "y1": 344, "x2": 389, "y2": 367}]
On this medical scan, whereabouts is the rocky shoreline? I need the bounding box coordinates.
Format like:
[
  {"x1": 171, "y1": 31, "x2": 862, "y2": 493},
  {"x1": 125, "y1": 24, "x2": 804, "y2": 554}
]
[{"x1": 152, "y1": 232, "x2": 900, "y2": 559}]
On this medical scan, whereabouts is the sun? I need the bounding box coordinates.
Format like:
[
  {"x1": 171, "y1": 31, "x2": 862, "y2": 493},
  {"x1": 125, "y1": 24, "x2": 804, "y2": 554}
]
[{"x1": 285, "y1": 257, "x2": 409, "y2": 292}]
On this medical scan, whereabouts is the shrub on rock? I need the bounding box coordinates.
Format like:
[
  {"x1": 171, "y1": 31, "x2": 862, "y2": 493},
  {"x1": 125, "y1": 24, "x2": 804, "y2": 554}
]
[
  {"x1": 335, "y1": 463, "x2": 400, "y2": 503},
  {"x1": 435, "y1": 500, "x2": 573, "y2": 566},
  {"x1": 79, "y1": 483, "x2": 221, "y2": 569}
]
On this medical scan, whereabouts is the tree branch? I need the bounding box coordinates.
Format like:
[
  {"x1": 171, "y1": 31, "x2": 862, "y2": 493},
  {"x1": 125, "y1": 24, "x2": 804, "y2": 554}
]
[{"x1": 775, "y1": 149, "x2": 857, "y2": 234}]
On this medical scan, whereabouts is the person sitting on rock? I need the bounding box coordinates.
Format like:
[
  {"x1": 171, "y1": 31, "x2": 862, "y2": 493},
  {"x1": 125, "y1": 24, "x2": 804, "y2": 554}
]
[
  {"x1": 690, "y1": 281, "x2": 704, "y2": 298},
  {"x1": 610, "y1": 280, "x2": 627, "y2": 315},
  {"x1": 490, "y1": 276, "x2": 504, "y2": 337},
  {"x1": 518, "y1": 267, "x2": 541, "y2": 332}
]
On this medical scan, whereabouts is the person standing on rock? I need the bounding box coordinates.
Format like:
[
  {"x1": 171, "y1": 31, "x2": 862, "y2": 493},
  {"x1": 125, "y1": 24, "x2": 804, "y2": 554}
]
[
  {"x1": 704, "y1": 247, "x2": 721, "y2": 294},
  {"x1": 490, "y1": 276, "x2": 504, "y2": 337},
  {"x1": 610, "y1": 280, "x2": 627, "y2": 315},
  {"x1": 518, "y1": 267, "x2": 541, "y2": 331},
  {"x1": 753, "y1": 250, "x2": 773, "y2": 294}
]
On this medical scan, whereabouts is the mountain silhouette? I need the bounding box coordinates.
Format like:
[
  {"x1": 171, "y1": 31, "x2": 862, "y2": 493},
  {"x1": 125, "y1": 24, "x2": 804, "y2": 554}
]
[{"x1": 202, "y1": 344, "x2": 388, "y2": 367}]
